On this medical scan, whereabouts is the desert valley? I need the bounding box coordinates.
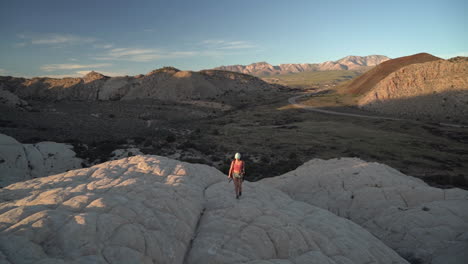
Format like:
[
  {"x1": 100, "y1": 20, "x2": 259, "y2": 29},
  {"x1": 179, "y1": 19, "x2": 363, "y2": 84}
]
[{"x1": 1, "y1": 1, "x2": 467, "y2": 263}]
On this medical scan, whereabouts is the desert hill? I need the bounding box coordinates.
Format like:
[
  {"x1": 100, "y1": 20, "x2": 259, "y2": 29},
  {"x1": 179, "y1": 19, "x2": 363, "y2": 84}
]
[
  {"x1": 0, "y1": 153, "x2": 467, "y2": 263},
  {"x1": 0, "y1": 68, "x2": 276, "y2": 103},
  {"x1": 356, "y1": 56, "x2": 468, "y2": 123},
  {"x1": 345, "y1": 53, "x2": 442, "y2": 95},
  {"x1": 214, "y1": 55, "x2": 390, "y2": 76}
]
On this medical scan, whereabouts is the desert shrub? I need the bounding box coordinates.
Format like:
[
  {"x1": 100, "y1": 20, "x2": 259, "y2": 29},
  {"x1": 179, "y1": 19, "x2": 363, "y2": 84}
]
[
  {"x1": 166, "y1": 134, "x2": 176, "y2": 143},
  {"x1": 196, "y1": 144, "x2": 214, "y2": 155},
  {"x1": 116, "y1": 138, "x2": 127, "y2": 145},
  {"x1": 97, "y1": 140, "x2": 120, "y2": 155},
  {"x1": 260, "y1": 156, "x2": 270, "y2": 163},
  {"x1": 0, "y1": 120, "x2": 13, "y2": 127},
  {"x1": 179, "y1": 141, "x2": 196, "y2": 150},
  {"x1": 133, "y1": 137, "x2": 145, "y2": 144},
  {"x1": 143, "y1": 139, "x2": 152, "y2": 147},
  {"x1": 26, "y1": 137, "x2": 44, "y2": 143},
  {"x1": 181, "y1": 157, "x2": 207, "y2": 164},
  {"x1": 211, "y1": 155, "x2": 221, "y2": 162}
]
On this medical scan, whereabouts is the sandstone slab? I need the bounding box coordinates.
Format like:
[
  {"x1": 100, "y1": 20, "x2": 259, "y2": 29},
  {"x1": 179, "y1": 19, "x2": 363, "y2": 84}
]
[
  {"x1": 263, "y1": 158, "x2": 468, "y2": 263},
  {"x1": 0, "y1": 134, "x2": 82, "y2": 187}
]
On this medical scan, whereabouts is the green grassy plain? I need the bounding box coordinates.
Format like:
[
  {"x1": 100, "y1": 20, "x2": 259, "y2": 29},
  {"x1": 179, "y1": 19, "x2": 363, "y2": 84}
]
[{"x1": 261, "y1": 69, "x2": 368, "y2": 89}]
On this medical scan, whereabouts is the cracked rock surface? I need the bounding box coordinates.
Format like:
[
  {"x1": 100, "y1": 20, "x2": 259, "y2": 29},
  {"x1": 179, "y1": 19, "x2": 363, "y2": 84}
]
[
  {"x1": 263, "y1": 158, "x2": 468, "y2": 264},
  {"x1": 0, "y1": 156, "x2": 223, "y2": 264},
  {"x1": 0, "y1": 134, "x2": 83, "y2": 187},
  {"x1": 0, "y1": 155, "x2": 409, "y2": 264},
  {"x1": 186, "y1": 181, "x2": 406, "y2": 264}
]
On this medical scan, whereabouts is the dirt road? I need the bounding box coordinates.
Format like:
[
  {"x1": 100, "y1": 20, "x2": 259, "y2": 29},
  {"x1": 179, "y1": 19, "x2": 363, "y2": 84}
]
[{"x1": 288, "y1": 93, "x2": 468, "y2": 128}]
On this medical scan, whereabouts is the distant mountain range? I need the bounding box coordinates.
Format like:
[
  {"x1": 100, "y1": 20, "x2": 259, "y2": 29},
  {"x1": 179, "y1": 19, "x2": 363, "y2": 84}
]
[{"x1": 213, "y1": 55, "x2": 390, "y2": 76}]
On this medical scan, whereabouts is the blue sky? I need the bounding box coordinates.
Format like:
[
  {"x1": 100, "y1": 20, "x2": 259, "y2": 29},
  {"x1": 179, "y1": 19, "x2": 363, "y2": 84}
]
[{"x1": 0, "y1": 0, "x2": 466, "y2": 77}]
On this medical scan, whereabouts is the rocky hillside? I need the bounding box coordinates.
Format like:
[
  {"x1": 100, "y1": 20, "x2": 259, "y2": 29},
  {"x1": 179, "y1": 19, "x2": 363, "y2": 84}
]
[
  {"x1": 0, "y1": 68, "x2": 276, "y2": 102},
  {"x1": 214, "y1": 55, "x2": 390, "y2": 76},
  {"x1": 0, "y1": 154, "x2": 467, "y2": 263},
  {"x1": 357, "y1": 57, "x2": 468, "y2": 123},
  {"x1": 345, "y1": 53, "x2": 441, "y2": 95}
]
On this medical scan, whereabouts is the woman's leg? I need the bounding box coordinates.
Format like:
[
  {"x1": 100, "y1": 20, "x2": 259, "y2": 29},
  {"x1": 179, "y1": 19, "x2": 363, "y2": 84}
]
[
  {"x1": 238, "y1": 178, "x2": 242, "y2": 196},
  {"x1": 234, "y1": 178, "x2": 241, "y2": 197}
]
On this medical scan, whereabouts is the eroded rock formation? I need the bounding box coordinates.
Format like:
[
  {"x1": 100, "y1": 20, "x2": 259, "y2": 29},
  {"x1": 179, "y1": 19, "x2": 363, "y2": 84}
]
[{"x1": 0, "y1": 134, "x2": 82, "y2": 187}]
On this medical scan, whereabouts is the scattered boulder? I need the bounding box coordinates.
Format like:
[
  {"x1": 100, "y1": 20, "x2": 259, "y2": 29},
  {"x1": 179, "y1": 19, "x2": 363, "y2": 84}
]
[
  {"x1": 263, "y1": 158, "x2": 468, "y2": 263},
  {"x1": 110, "y1": 148, "x2": 143, "y2": 160},
  {"x1": 0, "y1": 134, "x2": 82, "y2": 187}
]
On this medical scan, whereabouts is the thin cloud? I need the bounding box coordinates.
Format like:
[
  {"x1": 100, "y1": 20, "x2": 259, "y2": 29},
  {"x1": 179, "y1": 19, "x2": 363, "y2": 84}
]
[
  {"x1": 109, "y1": 48, "x2": 158, "y2": 57},
  {"x1": 201, "y1": 39, "x2": 256, "y2": 50},
  {"x1": 0, "y1": 68, "x2": 8, "y2": 75},
  {"x1": 40, "y1": 63, "x2": 112, "y2": 72},
  {"x1": 15, "y1": 42, "x2": 27, "y2": 47},
  {"x1": 93, "y1": 43, "x2": 114, "y2": 49},
  {"x1": 18, "y1": 33, "x2": 96, "y2": 46},
  {"x1": 96, "y1": 47, "x2": 198, "y2": 62}
]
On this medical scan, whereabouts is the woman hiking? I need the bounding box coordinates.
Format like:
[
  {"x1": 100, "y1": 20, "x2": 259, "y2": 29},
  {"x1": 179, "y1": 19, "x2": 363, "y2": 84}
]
[{"x1": 228, "y1": 152, "x2": 245, "y2": 199}]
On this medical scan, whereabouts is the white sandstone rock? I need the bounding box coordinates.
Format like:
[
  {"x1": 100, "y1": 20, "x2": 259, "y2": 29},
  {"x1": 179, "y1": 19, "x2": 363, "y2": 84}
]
[
  {"x1": 0, "y1": 155, "x2": 409, "y2": 264},
  {"x1": 0, "y1": 134, "x2": 83, "y2": 187},
  {"x1": 0, "y1": 86, "x2": 30, "y2": 110},
  {"x1": 263, "y1": 158, "x2": 468, "y2": 263},
  {"x1": 186, "y1": 181, "x2": 407, "y2": 264}
]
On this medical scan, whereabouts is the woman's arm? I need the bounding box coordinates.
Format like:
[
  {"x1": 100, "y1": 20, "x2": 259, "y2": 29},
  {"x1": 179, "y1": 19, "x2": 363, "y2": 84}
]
[{"x1": 228, "y1": 161, "x2": 234, "y2": 178}]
